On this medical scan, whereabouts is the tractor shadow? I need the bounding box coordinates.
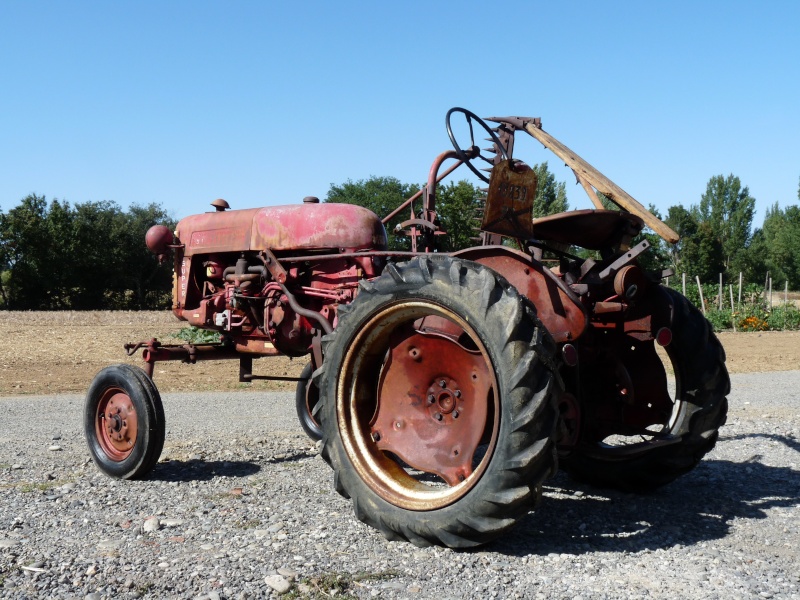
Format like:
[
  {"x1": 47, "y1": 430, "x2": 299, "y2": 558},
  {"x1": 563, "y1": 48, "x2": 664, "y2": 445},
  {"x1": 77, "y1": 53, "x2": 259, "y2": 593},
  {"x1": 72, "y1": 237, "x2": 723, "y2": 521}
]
[
  {"x1": 495, "y1": 433, "x2": 800, "y2": 557},
  {"x1": 149, "y1": 448, "x2": 315, "y2": 482},
  {"x1": 150, "y1": 459, "x2": 261, "y2": 482}
]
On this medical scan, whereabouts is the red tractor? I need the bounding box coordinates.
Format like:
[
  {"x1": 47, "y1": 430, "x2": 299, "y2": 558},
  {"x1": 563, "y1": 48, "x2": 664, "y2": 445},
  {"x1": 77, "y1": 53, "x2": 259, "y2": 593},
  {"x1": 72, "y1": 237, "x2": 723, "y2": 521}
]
[{"x1": 85, "y1": 108, "x2": 729, "y2": 548}]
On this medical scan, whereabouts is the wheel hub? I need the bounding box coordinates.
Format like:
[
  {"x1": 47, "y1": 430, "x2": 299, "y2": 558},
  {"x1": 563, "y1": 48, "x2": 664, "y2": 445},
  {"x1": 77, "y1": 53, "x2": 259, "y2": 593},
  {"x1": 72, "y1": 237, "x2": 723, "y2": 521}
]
[
  {"x1": 97, "y1": 391, "x2": 138, "y2": 459},
  {"x1": 372, "y1": 331, "x2": 491, "y2": 485}
]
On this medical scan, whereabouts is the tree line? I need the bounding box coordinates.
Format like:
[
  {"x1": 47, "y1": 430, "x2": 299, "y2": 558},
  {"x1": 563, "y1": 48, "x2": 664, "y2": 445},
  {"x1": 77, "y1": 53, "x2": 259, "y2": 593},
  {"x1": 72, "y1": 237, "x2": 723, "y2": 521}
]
[
  {"x1": 636, "y1": 175, "x2": 800, "y2": 290},
  {"x1": 0, "y1": 195, "x2": 174, "y2": 310},
  {"x1": 1, "y1": 164, "x2": 797, "y2": 311}
]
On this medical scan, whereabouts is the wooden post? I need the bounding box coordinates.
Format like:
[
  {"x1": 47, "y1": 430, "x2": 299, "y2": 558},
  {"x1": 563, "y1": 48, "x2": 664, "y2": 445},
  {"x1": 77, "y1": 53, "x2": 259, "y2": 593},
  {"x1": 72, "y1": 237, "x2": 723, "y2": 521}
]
[
  {"x1": 769, "y1": 277, "x2": 773, "y2": 308},
  {"x1": 765, "y1": 272, "x2": 770, "y2": 307},
  {"x1": 696, "y1": 275, "x2": 706, "y2": 316},
  {"x1": 682, "y1": 272, "x2": 686, "y2": 297},
  {"x1": 729, "y1": 285, "x2": 736, "y2": 332},
  {"x1": 785, "y1": 281, "x2": 789, "y2": 331},
  {"x1": 738, "y1": 272, "x2": 743, "y2": 308},
  {"x1": 719, "y1": 273, "x2": 723, "y2": 310}
]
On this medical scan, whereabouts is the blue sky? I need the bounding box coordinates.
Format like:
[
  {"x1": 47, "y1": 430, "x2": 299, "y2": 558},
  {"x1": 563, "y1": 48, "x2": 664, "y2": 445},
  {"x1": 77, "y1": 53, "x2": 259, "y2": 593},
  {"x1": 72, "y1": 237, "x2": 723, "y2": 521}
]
[{"x1": 1, "y1": 1, "x2": 798, "y2": 228}]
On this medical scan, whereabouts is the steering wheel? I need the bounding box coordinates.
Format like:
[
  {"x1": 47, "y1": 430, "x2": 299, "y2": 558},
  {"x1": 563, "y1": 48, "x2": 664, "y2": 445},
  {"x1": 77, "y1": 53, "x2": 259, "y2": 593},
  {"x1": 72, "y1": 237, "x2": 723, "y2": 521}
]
[{"x1": 445, "y1": 107, "x2": 508, "y2": 183}]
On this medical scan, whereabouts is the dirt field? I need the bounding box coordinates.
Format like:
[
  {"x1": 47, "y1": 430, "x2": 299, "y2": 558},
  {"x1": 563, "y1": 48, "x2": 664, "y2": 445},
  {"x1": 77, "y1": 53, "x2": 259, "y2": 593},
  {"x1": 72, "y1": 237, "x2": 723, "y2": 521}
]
[{"x1": 1, "y1": 311, "x2": 798, "y2": 396}]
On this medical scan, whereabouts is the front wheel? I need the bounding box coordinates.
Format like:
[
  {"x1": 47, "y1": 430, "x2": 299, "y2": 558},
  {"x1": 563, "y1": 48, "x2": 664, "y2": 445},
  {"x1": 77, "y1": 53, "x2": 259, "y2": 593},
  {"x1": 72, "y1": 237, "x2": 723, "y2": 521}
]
[
  {"x1": 315, "y1": 256, "x2": 560, "y2": 548},
  {"x1": 84, "y1": 364, "x2": 165, "y2": 479},
  {"x1": 295, "y1": 362, "x2": 322, "y2": 441}
]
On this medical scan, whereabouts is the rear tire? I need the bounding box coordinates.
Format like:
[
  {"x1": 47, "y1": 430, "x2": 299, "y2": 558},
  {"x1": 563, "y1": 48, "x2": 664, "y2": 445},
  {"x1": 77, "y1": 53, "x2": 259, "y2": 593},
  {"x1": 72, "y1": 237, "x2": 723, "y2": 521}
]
[
  {"x1": 561, "y1": 286, "x2": 729, "y2": 491},
  {"x1": 316, "y1": 256, "x2": 560, "y2": 548},
  {"x1": 84, "y1": 364, "x2": 165, "y2": 479}
]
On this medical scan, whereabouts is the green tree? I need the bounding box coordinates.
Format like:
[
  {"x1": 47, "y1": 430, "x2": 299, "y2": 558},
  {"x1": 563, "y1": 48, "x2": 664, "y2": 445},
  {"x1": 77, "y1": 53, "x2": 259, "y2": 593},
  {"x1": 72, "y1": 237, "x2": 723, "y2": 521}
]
[
  {"x1": 433, "y1": 180, "x2": 483, "y2": 251},
  {"x1": 0, "y1": 195, "x2": 174, "y2": 310},
  {"x1": 665, "y1": 205, "x2": 697, "y2": 273},
  {"x1": 696, "y1": 174, "x2": 755, "y2": 276},
  {"x1": 108, "y1": 203, "x2": 175, "y2": 309},
  {"x1": 0, "y1": 194, "x2": 51, "y2": 309},
  {"x1": 325, "y1": 176, "x2": 419, "y2": 250},
  {"x1": 325, "y1": 175, "x2": 485, "y2": 252},
  {"x1": 755, "y1": 203, "x2": 800, "y2": 289},
  {"x1": 530, "y1": 162, "x2": 569, "y2": 218},
  {"x1": 665, "y1": 205, "x2": 725, "y2": 281}
]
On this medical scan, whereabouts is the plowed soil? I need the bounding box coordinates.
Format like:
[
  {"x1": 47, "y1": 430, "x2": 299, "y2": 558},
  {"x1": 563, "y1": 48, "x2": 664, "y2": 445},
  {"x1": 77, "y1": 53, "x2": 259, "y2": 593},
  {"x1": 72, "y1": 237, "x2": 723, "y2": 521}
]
[{"x1": 1, "y1": 311, "x2": 798, "y2": 396}]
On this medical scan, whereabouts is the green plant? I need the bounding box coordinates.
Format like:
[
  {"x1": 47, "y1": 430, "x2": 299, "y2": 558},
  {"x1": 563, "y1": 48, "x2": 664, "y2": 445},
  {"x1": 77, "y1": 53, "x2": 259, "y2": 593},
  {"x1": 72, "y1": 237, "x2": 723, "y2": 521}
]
[
  {"x1": 766, "y1": 305, "x2": 800, "y2": 330},
  {"x1": 174, "y1": 326, "x2": 220, "y2": 344},
  {"x1": 668, "y1": 277, "x2": 800, "y2": 331},
  {"x1": 704, "y1": 309, "x2": 732, "y2": 332}
]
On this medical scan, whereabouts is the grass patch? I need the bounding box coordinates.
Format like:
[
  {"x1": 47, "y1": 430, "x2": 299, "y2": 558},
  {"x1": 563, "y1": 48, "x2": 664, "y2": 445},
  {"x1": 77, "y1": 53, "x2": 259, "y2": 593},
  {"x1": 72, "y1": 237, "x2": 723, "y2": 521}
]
[
  {"x1": 236, "y1": 518, "x2": 262, "y2": 529},
  {"x1": 17, "y1": 479, "x2": 69, "y2": 493},
  {"x1": 287, "y1": 570, "x2": 400, "y2": 599}
]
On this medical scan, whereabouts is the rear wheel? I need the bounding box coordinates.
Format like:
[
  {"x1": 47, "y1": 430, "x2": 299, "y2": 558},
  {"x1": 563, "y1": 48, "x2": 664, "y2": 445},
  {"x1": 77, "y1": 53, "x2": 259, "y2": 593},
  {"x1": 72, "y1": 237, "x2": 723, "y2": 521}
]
[
  {"x1": 316, "y1": 256, "x2": 560, "y2": 548},
  {"x1": 84, "y1": 364, "x2": 165, "y2": 479},
  {"x1": 562, "y1": 286, "x2": 729, "y2": 491}
]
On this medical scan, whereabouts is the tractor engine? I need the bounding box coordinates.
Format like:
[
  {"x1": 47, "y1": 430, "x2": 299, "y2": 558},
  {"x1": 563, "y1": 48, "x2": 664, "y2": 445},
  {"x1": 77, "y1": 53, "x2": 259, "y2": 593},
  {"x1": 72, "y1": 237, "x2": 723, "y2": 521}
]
[{"x1": 147, "y1": 199, "x2": 388, "y2": 357}]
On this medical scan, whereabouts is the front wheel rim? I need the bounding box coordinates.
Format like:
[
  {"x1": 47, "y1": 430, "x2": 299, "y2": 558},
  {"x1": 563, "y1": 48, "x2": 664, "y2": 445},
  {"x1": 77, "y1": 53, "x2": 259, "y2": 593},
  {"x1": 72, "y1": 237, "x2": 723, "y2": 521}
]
[{"x1": 95, "y1": 388, "x2": 138, "y2": 461}]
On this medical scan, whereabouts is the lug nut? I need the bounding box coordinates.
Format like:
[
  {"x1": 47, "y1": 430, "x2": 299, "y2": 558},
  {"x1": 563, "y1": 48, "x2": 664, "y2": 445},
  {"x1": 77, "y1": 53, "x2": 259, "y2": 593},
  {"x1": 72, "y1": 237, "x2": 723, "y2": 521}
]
[
  {"x1": 439, "y1": 380, "x2": 447, "y2": 388},
  {"x1": 454, "y1": 390, "x2": 461, "y2": 398},
  {"x1": 453, "y1": 411, "x2": 459, "y2": 419},
  {"x1": 427, "y1": 394, "x2": 436, "y2": 404},
  {"x1": 434, "y1": 413, "x2": 443, "y2": 421}
]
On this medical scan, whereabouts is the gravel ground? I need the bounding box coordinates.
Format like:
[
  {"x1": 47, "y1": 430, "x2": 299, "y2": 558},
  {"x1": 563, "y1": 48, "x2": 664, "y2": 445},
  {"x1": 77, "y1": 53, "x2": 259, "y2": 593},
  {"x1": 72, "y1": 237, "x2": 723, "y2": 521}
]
[{"x1": 1, "y1": 372, "x2": 799, "y2": 599}]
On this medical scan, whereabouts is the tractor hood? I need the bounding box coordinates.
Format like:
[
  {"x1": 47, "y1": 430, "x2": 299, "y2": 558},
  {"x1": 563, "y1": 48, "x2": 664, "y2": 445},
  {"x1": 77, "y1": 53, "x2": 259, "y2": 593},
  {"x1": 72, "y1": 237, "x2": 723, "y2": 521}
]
[{"x1": 175, "y1": 203, "x2": 388, "y2": 254}]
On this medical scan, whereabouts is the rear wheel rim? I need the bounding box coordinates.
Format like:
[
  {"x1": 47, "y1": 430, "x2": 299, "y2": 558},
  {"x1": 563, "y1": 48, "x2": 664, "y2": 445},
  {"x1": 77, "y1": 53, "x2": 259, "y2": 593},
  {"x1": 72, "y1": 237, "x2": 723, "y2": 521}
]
[{"x1": 336, "y1": 300, "x2": 499, "y2": 511}]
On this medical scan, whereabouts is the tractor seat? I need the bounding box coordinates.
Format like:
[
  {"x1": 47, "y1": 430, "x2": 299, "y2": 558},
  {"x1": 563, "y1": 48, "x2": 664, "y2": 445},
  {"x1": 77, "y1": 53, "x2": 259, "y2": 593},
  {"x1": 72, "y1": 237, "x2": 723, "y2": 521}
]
[{"x1": 530, "y1": 209, "x2": 644, "y2": 251}]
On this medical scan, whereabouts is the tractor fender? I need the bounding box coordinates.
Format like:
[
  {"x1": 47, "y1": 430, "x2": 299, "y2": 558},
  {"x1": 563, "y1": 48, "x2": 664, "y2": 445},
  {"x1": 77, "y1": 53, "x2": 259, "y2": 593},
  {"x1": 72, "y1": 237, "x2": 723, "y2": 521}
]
[{"x1": 452, "y1": 246, "x2": 587, "y2": 343}]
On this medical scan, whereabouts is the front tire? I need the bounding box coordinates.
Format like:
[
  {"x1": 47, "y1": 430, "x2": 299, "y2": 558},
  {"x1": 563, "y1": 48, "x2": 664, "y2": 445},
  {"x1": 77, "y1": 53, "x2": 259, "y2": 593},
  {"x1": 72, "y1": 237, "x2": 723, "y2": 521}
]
[
  {"x1": 295, "y1": 362, "x2": 322, "y2": 441},
  {"x1": 316, "y1": 256, "x2": 560, "y2": 548},
  {"x1": 84, "y1": 364, "x2": 165, "y2": 479}
]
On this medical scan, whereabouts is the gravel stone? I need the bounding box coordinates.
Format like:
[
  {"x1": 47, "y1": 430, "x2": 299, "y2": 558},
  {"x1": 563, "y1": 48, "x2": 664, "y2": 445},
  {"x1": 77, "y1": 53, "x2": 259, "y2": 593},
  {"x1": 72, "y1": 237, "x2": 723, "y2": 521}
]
[
  {"x1": 1, "y1": 374, "x2": 799, "y2": 599},
  {"x1": 264, "y1": 574, "x2": 291, "y2": 593},
  {"x1": 142, "y1": 516, "x2": 160, "y2": 532}
]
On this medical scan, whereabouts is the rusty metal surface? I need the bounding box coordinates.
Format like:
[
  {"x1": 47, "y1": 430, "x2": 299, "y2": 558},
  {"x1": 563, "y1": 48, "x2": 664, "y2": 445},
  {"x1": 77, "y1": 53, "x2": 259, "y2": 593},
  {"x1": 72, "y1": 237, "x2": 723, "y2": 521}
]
[
  {"x1": 250, "y1": 204, "x2": 387, "y2": 252},
  {"x1": 174, "y1": 203, "x2": 388, "y2": 255},
  {"x1": 335, "y1": 301, "x2": 500, "y2": 511},
  {"x1": 483, "y1": 160, "x2": 537, "y2": 239},
  {"x1": 372, "y1": 330, "x2": 492, "y2": 486},
  {"x1": 454, "y1": 246, "x2": 588, "y2": 343},
  {"x1": 586, "y1": 338, "x2": 674, "y2": 441},
  {"x1": 530, "y1": 209, "x2": 644, "y2": 251},
  {"x1": 96, "y1": 388, "x2": 137, "y2": 461},
  {"x1": 125, "y1": 338, "x2": 281, "y2": 378}
]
